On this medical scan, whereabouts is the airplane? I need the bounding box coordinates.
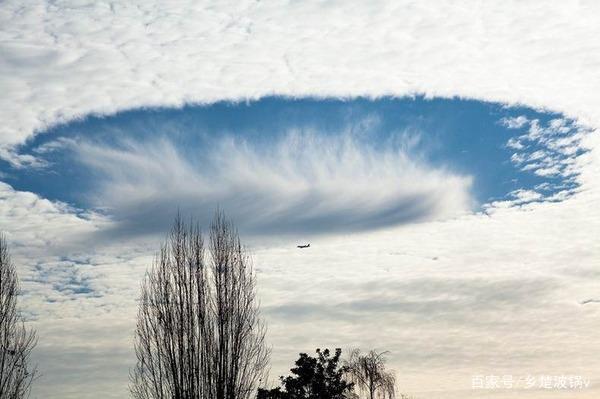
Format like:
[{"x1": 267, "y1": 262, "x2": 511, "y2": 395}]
[{"x1": 297, "y1": 243, "x2": 310, "y2": 249}]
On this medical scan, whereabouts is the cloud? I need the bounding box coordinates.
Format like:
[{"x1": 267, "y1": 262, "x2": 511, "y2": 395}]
[
  {"x1": 61, "y1": 128, "x2": 473, "y2": 237},
  {"x1": 484, "y1": 116, "x2": 593, "y2": 211},
  {"x1": 501, "y1": 116, "x2": 529, "y2": 129},
  {"x1": 2, "y1": 1, "x2": 600, "y2": 161},
  {"x1": 264, "y1": 276, "x2": 559, "y2": 324},
  {"x1": 0, "y1": 181, "x2": 107, "y2": 254},
  {"x1": 504, "y1": 116, "x2": 590, "y2": 180},
  {"x1": 255, "y1": 198, "x2": 600, "y2": 396}
]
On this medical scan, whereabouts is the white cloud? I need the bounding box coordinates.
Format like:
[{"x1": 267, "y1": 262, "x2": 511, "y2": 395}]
[
  {"x1": 2, "y1": 0, "x2": 600, "y2": 156},
  {"x1": 64, "y1": 128, "x2": 473, "y2": 237},
  {"x1": 501, "y1": 115, "x2": 529, "y2": 129},
  {"x1": 510, "y1": 189, "x2": 543, "y2": 204},
  {"x1": 503, "y1": 117, "x2": 592, "y2": 201},
  {"x1": 0, "y1": 181, "x2": 108, "y2": 254},
  {"x1": 506, "y1": 137, "x2": 525, "y2": 150}
]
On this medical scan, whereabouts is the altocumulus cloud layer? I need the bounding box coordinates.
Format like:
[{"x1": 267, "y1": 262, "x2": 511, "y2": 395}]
[{"x1": 1, "y1": 1, "x2": 600, "y2": 399}]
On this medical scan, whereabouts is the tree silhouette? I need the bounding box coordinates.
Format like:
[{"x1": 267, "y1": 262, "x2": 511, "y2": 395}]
[
  {"x1": 257, "y1": 348, "x2": 354, "y2": 399},
  {"x1": 344, "y1": 350, "x2": 395, "y2": 399},
  {"x1": 130, "y1": 212, "x2": 270, "y2": 399},
  {"x1": 0, "y1": 235, "x2": 37, "y2": 398}
]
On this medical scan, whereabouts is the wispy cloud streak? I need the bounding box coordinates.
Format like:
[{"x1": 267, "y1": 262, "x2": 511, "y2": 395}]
[{"x1": 64, "y1": 128, "x2": 473, "y2": 237}]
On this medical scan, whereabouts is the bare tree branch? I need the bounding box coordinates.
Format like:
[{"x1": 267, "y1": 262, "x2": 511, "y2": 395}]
[
  {"x1": 130, "y1": 212, "x2": 270, "y2": 399},
  {"x1": 0, "y1": 234, "x2": 38, "y2": 399},
  {"x1": 344, "y1": 350, "x2": 395, "y2": 399}
]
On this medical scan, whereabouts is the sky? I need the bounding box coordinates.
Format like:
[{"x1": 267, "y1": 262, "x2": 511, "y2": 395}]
[{"x1": 1, "y1": 1, "x2": 600, "y2": 399}]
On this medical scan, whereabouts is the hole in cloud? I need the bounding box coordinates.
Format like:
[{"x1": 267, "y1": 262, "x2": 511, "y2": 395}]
[{"x1": 3, "y1": 96, "x2": 591, "y2": 238}]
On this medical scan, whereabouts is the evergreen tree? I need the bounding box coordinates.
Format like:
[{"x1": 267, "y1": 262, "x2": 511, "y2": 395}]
[{"x1": 258, "y1": 348, "x2": 354, "y2": 399}]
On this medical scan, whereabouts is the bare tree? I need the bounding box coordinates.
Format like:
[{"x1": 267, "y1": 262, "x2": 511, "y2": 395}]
[
  {"x1": 0, "y1": 235, "x2": 37, "y2": 399},
  {"x1": 130, "y1": 212, "x2": 270, "y2": 399},
  {"x1": 345, "y1": 350, "x2": 395, "y2": 399}
]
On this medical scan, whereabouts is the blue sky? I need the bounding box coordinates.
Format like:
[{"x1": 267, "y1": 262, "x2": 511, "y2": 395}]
[{"x1": 3, "y1": 96, "x2": 584, "y2": 237}]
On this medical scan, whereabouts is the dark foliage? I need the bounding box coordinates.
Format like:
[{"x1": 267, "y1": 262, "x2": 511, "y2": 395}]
[{"x1": 257, "y1": 348, "x2": 354, "y2": 399}]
